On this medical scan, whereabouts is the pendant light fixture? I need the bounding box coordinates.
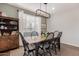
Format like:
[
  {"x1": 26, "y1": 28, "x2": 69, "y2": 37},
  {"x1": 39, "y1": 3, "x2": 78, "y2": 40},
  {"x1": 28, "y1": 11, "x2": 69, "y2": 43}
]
[{"x1": 35, "y1": 3, "x2": 50, "y2": 18}]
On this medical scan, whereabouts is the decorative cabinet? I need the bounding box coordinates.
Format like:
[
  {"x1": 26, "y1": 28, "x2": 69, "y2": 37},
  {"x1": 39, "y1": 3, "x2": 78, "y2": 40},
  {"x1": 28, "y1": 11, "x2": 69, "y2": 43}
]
[{"x1": 0, "y1": 16, "x2": 19, "y2": 52}]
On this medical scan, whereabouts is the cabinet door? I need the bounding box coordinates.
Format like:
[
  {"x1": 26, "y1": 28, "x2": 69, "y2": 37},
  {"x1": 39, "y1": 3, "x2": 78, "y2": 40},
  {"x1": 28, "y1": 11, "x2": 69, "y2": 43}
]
[
  {"x1": 0, "y1": 36, "x2": 10, "y2": 52},
  {"x1": 0, "y1": 35, "x2": 19, "y2": 52},
  {"x1": 8, "y1": 35, "x2": 19, "y2": 49}
]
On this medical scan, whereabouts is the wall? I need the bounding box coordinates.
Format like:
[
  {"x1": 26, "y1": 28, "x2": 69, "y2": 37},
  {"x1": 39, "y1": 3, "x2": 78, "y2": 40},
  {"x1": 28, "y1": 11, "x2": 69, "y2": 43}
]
[
  {"x1": 0, "y1": 3, "x2": 36, "y2": 18},
  {"x1": 0, "y1": 3, "x2": 18, "y2": 18},
  {"x1": 47, "y1": 7, "x2": 79, "y2": 47}
]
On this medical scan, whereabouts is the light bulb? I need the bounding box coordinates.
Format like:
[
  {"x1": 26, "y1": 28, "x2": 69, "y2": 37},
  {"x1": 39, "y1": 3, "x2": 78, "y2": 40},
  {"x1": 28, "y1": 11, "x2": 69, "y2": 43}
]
[{"x1": 52, "y1": 8, "x2": 55, "y2": 10}]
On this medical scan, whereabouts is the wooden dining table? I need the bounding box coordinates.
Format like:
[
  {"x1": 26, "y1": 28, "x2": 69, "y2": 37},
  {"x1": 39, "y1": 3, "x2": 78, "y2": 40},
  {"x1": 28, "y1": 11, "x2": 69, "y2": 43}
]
[
  {"x1": 24, "y1": 36, "x2": 46, "y2": 44},
  {"x1": 24, "y1": 35, "x2": 60, "y2": 56},
  {"x1": 24, "y1": 36, "x2": 51, "y2": 56}
]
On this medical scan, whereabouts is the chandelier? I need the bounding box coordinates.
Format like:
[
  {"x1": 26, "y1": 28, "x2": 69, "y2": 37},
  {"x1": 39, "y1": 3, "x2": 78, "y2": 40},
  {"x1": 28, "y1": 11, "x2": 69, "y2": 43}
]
[{"x1": 35, "y1": 3, "x2": 51, "y2": 18}]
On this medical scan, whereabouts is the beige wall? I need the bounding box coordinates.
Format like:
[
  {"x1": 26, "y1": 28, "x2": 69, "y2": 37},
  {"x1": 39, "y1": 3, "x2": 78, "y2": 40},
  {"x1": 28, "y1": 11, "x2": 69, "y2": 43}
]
[
  {"x1": 47, "y1": 6, "x2": 79, "y2": 47},
  {"x1": 0, "y1": 3, "x2": 35, "y2": 18},
  {"x1": 0, "y1": 3, "x2": 18, "y2": 18}
]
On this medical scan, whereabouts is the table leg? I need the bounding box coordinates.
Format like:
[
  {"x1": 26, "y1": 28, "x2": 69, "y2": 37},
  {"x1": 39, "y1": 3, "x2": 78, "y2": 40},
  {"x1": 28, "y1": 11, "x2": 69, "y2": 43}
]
[{"x1": 35, "y1": 43, "x2": 39, "y2": 56}]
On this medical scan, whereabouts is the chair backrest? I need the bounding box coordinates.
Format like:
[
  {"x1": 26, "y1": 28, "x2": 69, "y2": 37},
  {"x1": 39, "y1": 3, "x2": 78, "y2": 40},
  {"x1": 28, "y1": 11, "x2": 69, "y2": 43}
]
[
  {"x1": 19, "y1": 32, "x2": 29, "y2": 51},
  {"x1": 47, "y1": 32, "x2": 54, "y2": 40},
  {"x1": 47, "y1": 32, "x2": 50, "y2": 36},
  {"x1": 41, "y1": 32, "x2": 45, "y2": 35},
  {"x1": 53, "y1": 31, "x2": 62, "y2": 42},
  {"x1": 54, "y1": 31, "x2": 59, "y2": 38},
  {"x1": 57, "y1": 32, "x2": 62, "y2": 38}
]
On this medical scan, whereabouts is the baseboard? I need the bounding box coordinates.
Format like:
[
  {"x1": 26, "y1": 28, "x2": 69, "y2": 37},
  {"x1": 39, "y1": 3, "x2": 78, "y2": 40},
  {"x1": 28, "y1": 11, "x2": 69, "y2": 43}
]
[{"x1": 61, "y1": 42, "x2": 79, "y2": 48}]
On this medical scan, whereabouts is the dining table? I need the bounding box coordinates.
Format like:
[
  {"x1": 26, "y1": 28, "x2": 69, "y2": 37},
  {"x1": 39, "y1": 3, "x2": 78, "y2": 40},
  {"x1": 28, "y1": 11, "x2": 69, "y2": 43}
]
[{"x1": 24, "y1": 36, "x2": 52, "y2": 56}]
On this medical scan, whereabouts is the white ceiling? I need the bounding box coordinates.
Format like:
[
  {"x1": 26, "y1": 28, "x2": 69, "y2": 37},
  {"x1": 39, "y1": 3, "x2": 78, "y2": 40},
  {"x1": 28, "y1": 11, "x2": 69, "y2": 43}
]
[{"x1": 8, "y1": 3, "x2": 79, "y2": 14}]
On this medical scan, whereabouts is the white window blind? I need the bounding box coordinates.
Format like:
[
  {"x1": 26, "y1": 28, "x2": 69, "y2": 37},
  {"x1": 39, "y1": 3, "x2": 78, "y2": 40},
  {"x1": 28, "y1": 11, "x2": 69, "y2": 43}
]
[{"x1": 18, "y1": 10, "x2": 41, "y2": 37}]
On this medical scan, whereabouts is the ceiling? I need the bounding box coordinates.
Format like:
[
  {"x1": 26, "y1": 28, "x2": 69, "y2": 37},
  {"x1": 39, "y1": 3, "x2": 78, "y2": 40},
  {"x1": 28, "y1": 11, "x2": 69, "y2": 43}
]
[{"x1": 8, "y1": 3, "x2": 79, "y2": 14}]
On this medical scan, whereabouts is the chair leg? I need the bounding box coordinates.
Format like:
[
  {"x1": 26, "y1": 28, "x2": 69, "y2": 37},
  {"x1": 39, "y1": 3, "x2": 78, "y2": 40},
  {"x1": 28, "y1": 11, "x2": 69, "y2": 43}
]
[
  {"x1": 23, "y1": 51, "x2": 27, "y2": 56},
  {"x1": 45, "y1": 46, "x2": 52, "y2": 56},
  {"x1": 49, "y1": 48, "x2": 52, "y2": 56},
  {"x1": 52, "y1": 44, "x2": 57, "y2": 55},
  {"x1": 57, "y1": 39, "x2": 60, "y2": 51},
  {"x1": 57, "y1": 43, "x2": 60, "y2": 51},
  {"x1": 32, "y1": 51, "x2": 35, "y2": 56},
  {"x1": 48, "y1": 45, "x2": 52, "y2": 56},
  {"x1": 54, "y1": 44, "x2": 57, "y2": 55},
  {"x1": 42, "y1": 48, "x2": 45, "y2": 56}
]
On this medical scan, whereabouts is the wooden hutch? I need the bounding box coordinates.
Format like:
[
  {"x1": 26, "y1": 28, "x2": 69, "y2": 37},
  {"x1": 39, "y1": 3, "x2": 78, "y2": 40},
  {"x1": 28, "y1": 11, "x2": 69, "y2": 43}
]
[{"x1": 0, "y1": 16, "x2": 19, "y2": 52}]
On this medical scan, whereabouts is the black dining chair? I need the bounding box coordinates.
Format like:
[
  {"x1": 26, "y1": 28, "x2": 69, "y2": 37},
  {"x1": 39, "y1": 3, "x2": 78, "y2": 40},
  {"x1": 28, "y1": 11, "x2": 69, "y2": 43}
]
[
  {"x1": 30, "y1": 31, "x2": 46, "y2": 56},
  {"x1": 39, "y1": 32, "x2": 54, "y2": 56},
  {"x1": 51, "y1": 31, "x2": 59, "y2": 54},
  {"x1": 31, "y1": 31, "x2": 42, "y2": 56},
  {"x1": 52, "y1": 31, "x2": 62, "y2": 55},
  {"x1": 34, "y1": 32, "x2": 46, "y2": 56},
  {"x1": 19, "y1": 32, "x2": 35, "y2": 56},
  {"x1": 55, "y1": 32, "x2": 62, "y2": 51},
  {"x1": 45, "y1": 32, "x2": 54, "y2": 55}
]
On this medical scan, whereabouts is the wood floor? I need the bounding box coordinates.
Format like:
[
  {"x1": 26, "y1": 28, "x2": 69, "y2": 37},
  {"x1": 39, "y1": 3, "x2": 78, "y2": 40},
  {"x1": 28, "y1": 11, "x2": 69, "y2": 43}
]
[
  {"x1": 0, "y1": 43, "x2": 79, "y2": 56},
  {"x1": 60, "y1": 43, "x2": 79, "y2": 56}
]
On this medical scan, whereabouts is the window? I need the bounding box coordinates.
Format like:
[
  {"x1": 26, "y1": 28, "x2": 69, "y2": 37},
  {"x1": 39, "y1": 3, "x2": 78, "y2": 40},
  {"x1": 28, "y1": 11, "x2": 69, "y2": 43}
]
[{"x1": 18, "y1": 10, "x2": 41, "y2": 37}]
